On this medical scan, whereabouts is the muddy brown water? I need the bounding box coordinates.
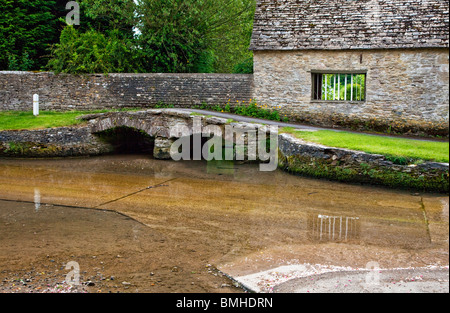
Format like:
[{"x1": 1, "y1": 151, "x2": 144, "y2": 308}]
[{"x1": 0, "y1": 155, "x2": 448, "y2": 293}]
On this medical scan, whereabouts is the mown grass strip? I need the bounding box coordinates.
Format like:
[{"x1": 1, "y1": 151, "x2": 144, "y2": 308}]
[
  {"x1": 281, "y1": 127, "x2": 449, "y2": 163},
  {"x1": 0, "y1": 109, "x2": 141, "y2": 131}
]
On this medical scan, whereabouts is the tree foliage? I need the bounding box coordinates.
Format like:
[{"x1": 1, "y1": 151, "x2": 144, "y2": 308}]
[
  {"x1": 78, "y1": 0, "x2": 137, "y2": 40},
  {"x1": 0, "y1": 0, "x2": 256, "y2": 73},
  {"x1": 136, "y1": 0, "x2": 255, "y2": 73},
  {"x1": 206, "y1": 0, "x2": 255, "y2": 73},
  {"x1": 0, "y1": 0, "x2": 65, "y2": 70},
  {"x1": 47, "y1": 0, "x2": 142, "y2": 74},
  {"x1": 47, "y1": 26, "x2": 144, "y2": 74}
]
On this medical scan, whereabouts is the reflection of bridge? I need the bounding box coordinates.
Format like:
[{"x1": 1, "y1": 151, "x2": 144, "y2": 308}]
[{"x1": 308, "y1": 214, "x2": 360, "y2": 242}]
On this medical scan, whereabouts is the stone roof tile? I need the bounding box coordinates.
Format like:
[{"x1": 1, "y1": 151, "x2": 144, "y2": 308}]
[{"x1": 250, "y1": 0, "x2": 449, "y2": 50}]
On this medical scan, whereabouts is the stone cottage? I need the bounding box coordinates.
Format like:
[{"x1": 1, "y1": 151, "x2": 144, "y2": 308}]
[{"x1": 250, "y1": 0, "x2": 449, "y2": 135}]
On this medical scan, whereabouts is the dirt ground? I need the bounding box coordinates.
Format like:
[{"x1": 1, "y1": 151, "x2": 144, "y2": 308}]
[{"x1": 0, "y1": 200, "x2": 243, "y2": 293}]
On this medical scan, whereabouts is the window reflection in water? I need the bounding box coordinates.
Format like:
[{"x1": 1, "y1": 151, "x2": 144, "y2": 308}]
[{"x1": 308, "y1": 214, "x2": 360, "y2": 242}]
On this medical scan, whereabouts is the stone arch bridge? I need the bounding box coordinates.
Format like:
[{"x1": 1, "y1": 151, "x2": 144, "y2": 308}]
[
  {"x1": 83, "y1": 109, "x2": 275, "y2": 160},
  {"x1": 0, "y1": 109, "x2": 277, "y2": 161}
]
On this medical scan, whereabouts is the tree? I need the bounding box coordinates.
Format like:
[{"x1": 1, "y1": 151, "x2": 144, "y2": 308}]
[
  {"x1": 0, "y1": 0, "x2": 65, "y2": 70},
  {"x1": 78, "y1": 0, "x2": 137, "y2": 40},
  {"x1": 47, "y1": 25, "x2": 144, "y2": 74},
  {"x1": 45, "y1": 0, "x2": 256, "y2": 74},
  {"x1": 136, "y1": 0, "x2": 208, "y2": 73},
  {"x1": 207, "y1": 0, "x2": 256, "y2": 73},
  {"x1": 47, "y1": 0, "x2": 144, "y2": 74},
  {"x1": 136, "y1": 0, "x2": 256, "y2": 73}
]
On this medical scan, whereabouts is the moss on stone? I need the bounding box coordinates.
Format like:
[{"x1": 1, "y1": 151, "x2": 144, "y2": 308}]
[{"x1": 278, "y1": 150, "x2": 449, "y2": 193}]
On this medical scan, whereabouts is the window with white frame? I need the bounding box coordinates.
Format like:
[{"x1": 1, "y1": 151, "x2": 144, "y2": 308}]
[{"x1": 312, "y1": 72, "x2": 366, "y2": 102}]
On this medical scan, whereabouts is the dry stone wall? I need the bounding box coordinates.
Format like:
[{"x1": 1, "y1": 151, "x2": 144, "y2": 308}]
[{"x1": 0, "y1": 72, "x2": 254, "y2": 111}]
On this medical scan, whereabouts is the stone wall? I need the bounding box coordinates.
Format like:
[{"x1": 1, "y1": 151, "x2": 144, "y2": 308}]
[
  {"x1": 253, "y1": 48, "x2": 449, "y2": 136},
  {"x1": 278, "y1": 133, "x2": 449, "y2": 193},
  {"x1": 0, "y1": 126, "x2": 114, "y2": 157},
  {"x1": 0, "y1": 72, "x2": 254, "y2": 111}
]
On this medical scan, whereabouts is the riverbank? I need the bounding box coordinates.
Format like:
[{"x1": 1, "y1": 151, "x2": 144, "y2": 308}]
[
  {"x1": 278, "y1": 133, "x2": 449, "y2": 194},
  {"x1": 0, "y1": 109, "x2": 448, "y2": 193}
]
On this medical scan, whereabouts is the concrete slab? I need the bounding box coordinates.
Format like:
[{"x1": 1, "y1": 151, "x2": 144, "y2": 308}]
[
  {"x1": 225, "y1": 264, "x2": 449, "y2": 293},
  {"x1": 274, "y1": 267, "x2": 449, "y2": 293}
]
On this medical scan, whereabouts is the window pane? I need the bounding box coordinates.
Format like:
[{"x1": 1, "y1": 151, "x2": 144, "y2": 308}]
[{"x1": 312, "y1": 73, "x2": 366, "y2": 101}]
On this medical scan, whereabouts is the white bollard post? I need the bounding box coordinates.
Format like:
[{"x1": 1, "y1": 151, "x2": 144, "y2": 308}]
[{"x1": 33, "y1": 94, "x2": 39, "y2": 116}]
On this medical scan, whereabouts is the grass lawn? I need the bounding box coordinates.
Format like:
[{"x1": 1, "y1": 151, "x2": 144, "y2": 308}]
[
  {"x1": 281, "y1": 127, "x2": 449, "y2": 163},
  {"x1": 0, "y1": 110, "x2": 132, "y2": 131},
  {"x1": 0, "y1": 111, "x2": 95, "y2": 131}
]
